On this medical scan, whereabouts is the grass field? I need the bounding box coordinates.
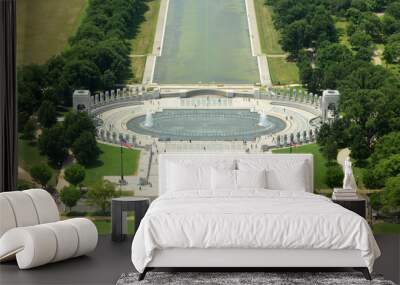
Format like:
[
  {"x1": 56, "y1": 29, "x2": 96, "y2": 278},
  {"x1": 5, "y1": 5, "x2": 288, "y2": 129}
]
[
  {"x1": 17, "y1": 0, "x2": 88, "y2": 65},
  {"x1": 268, "y1": 57, "x2": 300, "y2": 85},
  {"x1": 130, "y1": 0, "x2": 161, "y2": 83},
  {"x1": 372, "y1": 222, "x2": 400, "y2": 234},
  {"x1": 93, "y1": 218, "x2": 135, "y2": 235},
  {"x1": 18, "y1": 138, "x2": 59, "y2": 187},
  {"x1": 83, "y1": 143, "x2": 141, "y2": 187},
  {"x1": 335, "y1": 20, "x2": 351, "y2": 49},
  {"x1": 273, "y1": 143, "x2": 328, "y2": 190},
  {"x1": 254, "y1": 0, "x2": 283, "y2": 55}
]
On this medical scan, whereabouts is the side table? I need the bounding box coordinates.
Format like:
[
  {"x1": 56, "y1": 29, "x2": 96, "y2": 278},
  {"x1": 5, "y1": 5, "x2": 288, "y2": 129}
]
[
  {"x1": 111, "y1": 197, "x2": 150, "y2": 242},
  {"x1": 332, "y1": 197, "x2": 367, "y2": 218}
]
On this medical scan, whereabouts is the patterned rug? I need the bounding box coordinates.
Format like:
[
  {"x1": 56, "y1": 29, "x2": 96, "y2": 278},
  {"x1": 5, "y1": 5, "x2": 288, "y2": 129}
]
[{"x1": 116, "y1": 271, "x2": 396, "y2": 285}]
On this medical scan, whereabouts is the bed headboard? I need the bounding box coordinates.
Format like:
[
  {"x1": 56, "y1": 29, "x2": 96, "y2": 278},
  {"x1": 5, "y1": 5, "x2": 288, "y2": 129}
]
[{"x1": 158, "y1": 153, "x2": 314, "y2": 195}]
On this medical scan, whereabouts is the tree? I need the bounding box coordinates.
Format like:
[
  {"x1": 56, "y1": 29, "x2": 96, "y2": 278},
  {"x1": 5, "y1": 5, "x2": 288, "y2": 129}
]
[
  {"x1": 360, "y1": 13, "x2": 383, "y2": 43},
  {"x1": 322, "y1": 140, "x2": 338, "y2": 161},
  {"x1": 349, "y1": 31, "x2": 373, "y2": 51},
  {"x1": 62, "y1": 59, "x2": 101, "y2": 91},
  {"x1": 369, "y1": 192, "x2": 383, "y2": 215},
  {"x1": 371, "y1": 132, "x2": 400, "y2": 163},
  {"x1": 383, "y1": 176, "x2": 400, "y2": 214},
  {"x1": 370, "y1": 154, "x2": 400, "y2": 188},
  {"x1": 280, "y1": 20, "x2": 310, "y2": 56},
  {"x1": 64, "y1": 164, "x2": 86, "y2": 187},
  {"x1": 326, "y1": 163, "x2": 344, "y2": 188},
  {"x1": 63, "y1": 111, "x2": 96, "y2": 146},
  {"x1": 22, "y1": 117, "x2": 37, "y2": 141},
  {"x1": 17, "y1": 64, "x2": 47, "y2": 116},
  {"x1": 382, "y1": 15, "x2": 400, "y2": 36},
  {"x1": 38, "y1": 124, "x2": 68, "y2": 166},
  {"x1": 86, "y1": 180, "x2": 117, "y2": 214},
  {"x1": 386, "y1": 2, "x2": 400, "y2": 20},
  {"x1": 71, "y1": 131, "x2": 100, "y2": 166},
  {"x1": 355, "y1": 46, "x2": 374, "y2": 61},
  {"x1": 38, "y1": 100, "x2": 57, "y2": 128},
  {"x1": 30, "y1": 164, "x2": 52, "y2": 188},
  {"x1": 60, "y1": 186, "x2": 81, "y2": 212},
  {"x1": 384, "y1": 42, "x2": 400, "y2": 63}
]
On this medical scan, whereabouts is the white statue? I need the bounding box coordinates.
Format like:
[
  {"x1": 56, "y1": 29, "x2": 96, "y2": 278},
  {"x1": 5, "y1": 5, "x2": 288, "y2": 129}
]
[{"x1": 343, "y1": 157, "x2": 357, "y2": 191}]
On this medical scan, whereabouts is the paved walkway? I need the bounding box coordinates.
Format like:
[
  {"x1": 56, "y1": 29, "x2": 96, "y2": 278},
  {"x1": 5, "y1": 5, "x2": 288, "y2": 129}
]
[
  {"x1": 245, "y1": 0, "x2": 272, "y2": 86},
  {"x1": 142, "y1": 0, "x2": 169, "y2": 84},
  {"x1": 18, "y1": 167, "x2": 34, "y2": 183}
]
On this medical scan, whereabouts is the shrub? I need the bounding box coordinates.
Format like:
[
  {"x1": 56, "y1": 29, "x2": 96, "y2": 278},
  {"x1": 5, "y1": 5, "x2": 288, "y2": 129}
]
[
  {"x1": 30, "y1": 164, "x2": 52, "y2": 188},
  {"x1": 325, "y1": 163, "x2": 344, "y2": 188},
  {"x1": 86, "y1": 180, "x2": 117, "y2": 214},
  {"x1": 60, "y1": 186, "x2": 81, "y2": 212},
  {"x1": 64, "y1": 164, "x2": 86, "y2": 187}
]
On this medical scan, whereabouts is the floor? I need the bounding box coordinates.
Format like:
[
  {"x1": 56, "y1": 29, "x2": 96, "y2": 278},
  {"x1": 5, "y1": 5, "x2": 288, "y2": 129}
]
[{"x1": 1, "y1": 235, "x2": 399, "y2": 285}]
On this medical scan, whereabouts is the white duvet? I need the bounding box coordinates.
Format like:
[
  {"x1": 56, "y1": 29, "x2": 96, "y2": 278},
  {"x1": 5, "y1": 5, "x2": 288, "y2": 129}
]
[{"x1": 131, "y1": 190, "x2": 380, "y2": 273}]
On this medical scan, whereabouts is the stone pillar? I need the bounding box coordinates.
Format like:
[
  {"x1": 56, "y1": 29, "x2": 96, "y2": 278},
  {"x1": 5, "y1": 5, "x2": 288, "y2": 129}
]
[
  {"x1": 117, "y1": 89, "x2": 121, "y2": 100},
  {"x1": 296, "y1": 132, "x2": 301, "y2": 143},
  {"x1": 277, "y1": 135, "x2": 281, "y2": 147},
  {"x1": 314, "y1": 94, "x2": 318, "y2": 106},
  {"x1": 105, "y1": 91, "x2": 110, "y2": 103},
  {"x1": 292, "y1": 89, "x2": 297, "y2": 102},
  {"x1": 299, "y1": 89, "x2": 303, "y2": 102},
  {"x1": 123, "y1": 88, "x2": 127, "y2": 98},
  {"x1": 303, "y1": 130, "x2": 307, "y2": 142}
]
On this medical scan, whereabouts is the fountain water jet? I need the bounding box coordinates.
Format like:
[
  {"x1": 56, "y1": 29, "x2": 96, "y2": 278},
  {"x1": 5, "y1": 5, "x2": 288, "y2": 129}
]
[
  {"x1": 144, "y1": 112, "x2": 154, "y2": 128},
  {"x1": 258, "y1": 113, "x2": 269, "y2": 127}
]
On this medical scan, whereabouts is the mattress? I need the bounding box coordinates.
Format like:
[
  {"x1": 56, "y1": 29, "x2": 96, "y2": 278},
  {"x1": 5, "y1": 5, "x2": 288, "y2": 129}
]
[{"x1": 131, "y1": 190, "x2": 380, "y2": 273}]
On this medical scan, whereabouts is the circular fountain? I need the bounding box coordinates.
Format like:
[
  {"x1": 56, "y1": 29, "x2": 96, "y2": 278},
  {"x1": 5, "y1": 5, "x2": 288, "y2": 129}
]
[{"x1": 127, "y1": 109, "x2": 286, "y2": 141}]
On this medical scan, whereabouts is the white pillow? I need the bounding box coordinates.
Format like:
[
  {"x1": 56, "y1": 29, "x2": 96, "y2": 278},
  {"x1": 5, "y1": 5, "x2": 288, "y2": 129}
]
[
  {"x1": 167, "y1": 163, "x2": 210, "y2": 191},
  {"x1": 236, "y1": 169, "x2": 267, "y2": 189},
  {"x1": 238, "y1": 159, "x2": 309, "y2": 192},
  {"x1": 166, "y1": 159, "x2": 236, "y2": 192},
  {"x1": 211, "y1": 168, "x2": 236, "y2": 191}
]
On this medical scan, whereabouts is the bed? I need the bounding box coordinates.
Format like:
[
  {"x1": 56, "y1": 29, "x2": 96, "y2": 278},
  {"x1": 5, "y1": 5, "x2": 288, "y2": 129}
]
[{"x1": 131, "y1": 153, "x2": 380, "y2": 280}]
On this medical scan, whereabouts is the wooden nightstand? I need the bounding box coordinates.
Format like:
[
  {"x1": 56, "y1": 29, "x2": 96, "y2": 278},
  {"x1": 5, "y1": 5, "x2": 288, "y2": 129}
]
[{"x1": 332, "y1": 197, "x2": 367, "y2": 218}]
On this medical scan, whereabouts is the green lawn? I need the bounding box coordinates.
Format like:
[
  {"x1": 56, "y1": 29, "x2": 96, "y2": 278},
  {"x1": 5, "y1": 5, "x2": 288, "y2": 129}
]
[
  {"x1": 335, "y1": 20, "x2": 351, "y2": 49},
  {"x1": 93, "y1": 217, "x2": 135, "y2": 235},
  {"x1": 130, "y1": 0, "x2": 161, "y2": 83},
  {"x1": 372, "y1": 222, "x2": 400, "y2": 234},
  {"x1": 254, "y1": 0, "x2": 283, "y2": 55},
  {"x1": 273, "y1": 143, "x2": 328, "y2": 190},
  {"x1": 18, "y1": 138, "x2": 59, "y2": 187},
  {"x1": 17, "y1": 0, "x2": 88, "y2": 65},
  {"x1": 268, "y1": 57, "x2": 300, "y2": 85},
  {"x1": 83, "y1": 143, "x2": 141, "y2": 187}
]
